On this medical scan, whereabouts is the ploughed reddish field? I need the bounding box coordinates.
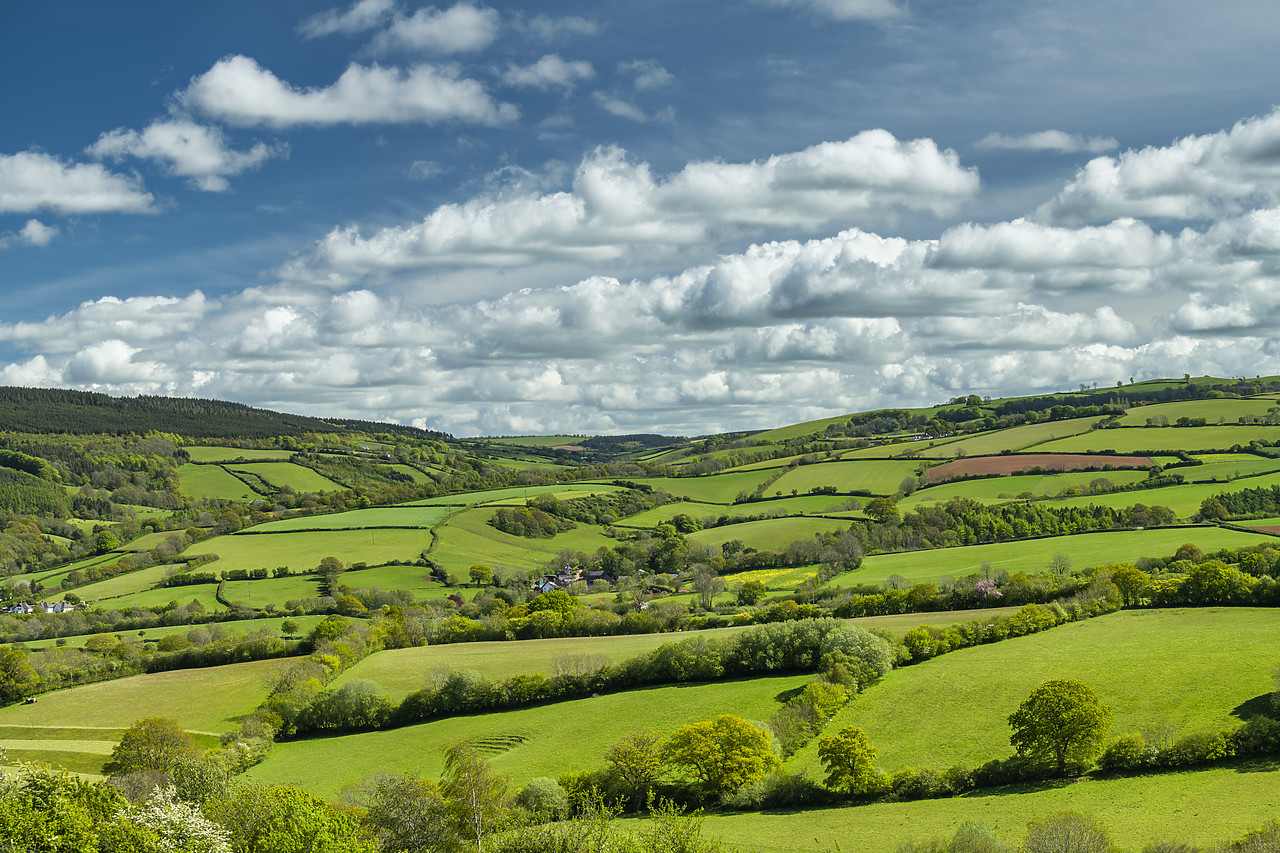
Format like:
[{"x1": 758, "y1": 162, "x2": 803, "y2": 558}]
[{"x1": 924, "y1": 453, "x2": 1154, "y2": 483}]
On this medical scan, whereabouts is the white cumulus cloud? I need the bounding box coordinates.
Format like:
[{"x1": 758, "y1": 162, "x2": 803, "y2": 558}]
[
  {"x1": 0, "y1": 151, "x2": 154, "y2": 214},
  {"x1": 1040, "y1": 107, "x2": 1280, "y2": 223},
  {"x1": 88, "y1": 120, "x2": 287, "y2": 192},
  {"x1": 179, "y1": 55, "x2": 517, "y2": 128},
  {"x1": 0, "y1": 219, "x2": 59, "y2": 249},
  {"x1": 279, "y1": 131, "x2": 979, "y2": 286},
  {"x1": 501, "y1": 55, "x2": 594, "y2": 90},
  {"x1": 372, "y1": 3, "x2": 500, "y2": 54}
]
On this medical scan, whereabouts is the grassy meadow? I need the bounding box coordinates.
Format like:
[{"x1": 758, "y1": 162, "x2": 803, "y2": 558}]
[
  {"x1": 702, "y1": 763, "x2": 1280, "y2": 852},
  {"x1": 1113, "y1": 398, "x2": 1279, "y2": 426},
  {"x1": 1037, "y1": 425, "x2": 1280, "y2": 454},
  {"x1": 186, "y1": 528, "x2": 433, "y2": 574},
  {"x1": 830, "y1": 526, "x2": 1274, "y2": 588},
  {"x1": 177, "y1": 463, "x2": 263, "y2": 500},
  {"x1": 770, "y1": 460, "x2": 923, "y2": 496},
  {"x1": 246, "y1": 674, "x2": 814, "y2": 798},
  {"x1": 788, "y1": 608, "x2": 1280, "y2": 777}
]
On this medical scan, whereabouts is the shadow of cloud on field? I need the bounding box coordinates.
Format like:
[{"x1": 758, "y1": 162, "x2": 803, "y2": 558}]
[{"x1": 1230, "y1": 693, "x2": 1276, "y2": 721}]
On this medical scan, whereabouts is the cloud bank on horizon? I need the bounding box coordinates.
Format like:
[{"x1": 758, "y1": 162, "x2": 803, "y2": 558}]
[{"x1": 2, "y1": 0, "x2": 1279, "y2": 436}]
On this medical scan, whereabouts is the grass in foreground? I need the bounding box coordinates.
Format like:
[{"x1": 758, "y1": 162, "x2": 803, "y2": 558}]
[
  {"x1": 701, "y1": 760, "x2": 1280, "y2": 852},
  {"x1": 786, "y1": 607, "x2": 1280, "y2": 779}
]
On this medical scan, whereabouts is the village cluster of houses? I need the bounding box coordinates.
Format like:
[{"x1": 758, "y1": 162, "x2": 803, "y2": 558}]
[
  {"x1": 4, "y1": 600, "x2": 81, "y2": 615},
  {"x1": 531, "y1": 566, "x2": 616, "y2": 595}
]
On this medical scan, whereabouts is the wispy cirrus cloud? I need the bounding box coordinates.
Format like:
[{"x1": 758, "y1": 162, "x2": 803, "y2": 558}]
[{"x1": 975, "y1": 130, "x2": 1118, "y2": 154}]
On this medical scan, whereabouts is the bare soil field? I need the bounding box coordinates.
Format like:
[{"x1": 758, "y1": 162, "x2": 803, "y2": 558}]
[{"x1": 924, "y1": 453, "x2": 1153, "y2": 483}]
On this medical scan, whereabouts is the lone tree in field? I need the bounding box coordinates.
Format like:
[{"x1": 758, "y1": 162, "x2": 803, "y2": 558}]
[
  {"x1": 1008, "y1": 680, "x2": 1112, "y2": 776},
  {"x1": 103, "y1": 716, "x2": 202, "y2": 778},
  {"x1": 817, "y1": 726, "x2": 883, "y2": 796},
  {"x1": 663, "y1": 714, "x2": 779, "y2": 796}
]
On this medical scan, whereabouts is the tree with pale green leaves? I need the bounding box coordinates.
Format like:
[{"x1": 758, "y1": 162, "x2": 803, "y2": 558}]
[
  {"x1": 1009, "y1": 680, "x2": 1111, "y2": 776},
  {"x1": 817, "y1": 726, "x2": 883, "y2": 795},
  {"x1": 663, "y1": 714, "x2": 779, "y2": 796}
]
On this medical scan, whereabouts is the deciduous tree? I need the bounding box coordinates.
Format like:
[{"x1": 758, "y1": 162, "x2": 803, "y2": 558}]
[
  {"x1": 1008, "y1": 680, "x2": 1111, "y2": 776},
  {"x1": 662, "y1": 714, "x2": 779, "y2": 796},
  {"x1": 103, "y1": 717, "x2": 202, "y2": 779},
  {"x1": 817, "y1": 726, "x2": 882, "y2": 795},
  {"x1": 604, "y1": 729, "x2": 665, "y2": 809}
]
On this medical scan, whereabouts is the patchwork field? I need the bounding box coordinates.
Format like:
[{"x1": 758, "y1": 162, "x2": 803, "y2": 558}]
[
  {"x1": 177, "y1": 463, "x2": 262, "y2": 500},
  {"x1": 687, "y1": 516, "x2": 849, "y2": 551},
  {"x1": 903, "y1": 469, "x2": 1151, "y2": 509},
  {"x1": 770, "y1": 459, "x2": 923, "y2": 496},
  {"x1": 1113, "y1": 398, "x2": 1279, "y2": 426},
  {"x1": 1037, "y1": 425, "x2": 1280, "y2": 454},
  {"x1": 407, "y1": 483, "x2": 626, "y2": 506},
  {"x1": 223, "y1": 462, "x2": 344, "y2": 493},
  {"x1": 914, "y1": 417, "x2": 1104, "y2": 458},
  {"x1": 185, "y1": 527, "x2": 433, "y2": 574},
  {"x1": 924, "y1": 454, "x2": 1152, "y2": 483},
  {"x1": 829, "y1": 526, "x2": 1275, "y2": 588},
  {"x1": 427, "y1": 506, "x2": 615, "y2": 577},
  {"x1": 1044, "y1": 470, "x2": 1280, "y2": 518},
  {"x1": 248, "y1": 505, "x2": 454, "y2": 532}
]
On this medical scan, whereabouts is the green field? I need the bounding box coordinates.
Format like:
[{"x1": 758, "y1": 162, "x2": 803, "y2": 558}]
[
  {"x1": 940, "y1": 417, "x2": 1105, "y2": 457},
  {"x1": 185, "y1": 528, "x2": 433, "y2": 574},
  {"x1": 246, "y1": 674, "x2": 813, "y2": 798},
  {"x1": 830, "y1": 526, "x2": 1274, "y2": 588},
  {"x1": 224, "y1": 462, "x2": 344, "y2": 493},
  {"x1": 1037, "y1": 425, "x2": 1280, "y2": 454},
  {"x1": 631, "y1": 471, "x2": 784, "y2": 504},
  {"x1": 686, "y1": 517, "x2": 849, "y2": 551},
  {"x1": 428, "y1": 507, "x2": 615, "y2": 578},
  {"x1": 703, "y1": 763, "x2": 1280, "y2": 853},
  {"x1": 337, "y1": 563, "x2": 449, "y2": 598},
  {"x1": 1044, "y1": 469, "x2": 1280, "y2": 518},
  {"x1": 248, "y1": 505, "x2": 454, "y2": 532},
  {"x1": 177, "y1": 463, "x2": 262, "y2": 500},
  {"x1": 1114, "y1": 398, "x2": 1279, "y2": 426},
  {"x1": 0, "y1": 657, "x2": 283, "y2": 734},
  {"x1": 14, "y1": 614, "x2": 328, "y2": 651},
  {"x1": 787, "y1": 608, "x2": 1280, "y2": 777},
  {"x1": 387, "y1": 464, "x2": 435, "y2": 484},
  {"x1": 61, "y1": 563, "x2": 177, "y2": 602},
  {"x1": 771, "y1": 460, "x2": 922, "y2": 497},
  {"x1": 333, "y1": 607, "x2": 1028, "y2": 703},
  {"x1": 618, "y1": 495, "x2": 859, "y2": 530},
  {"x1": 103, "y1": 585, "x2": 223, "y2": 612},
  {"x1": 902, "y1": 469, "x2": 1151, "y2": 510},
  {"x1": 1179, "y1": 452, "x2": 1280, "y2": 481},
  {"x1": 183, "y1": 447, "x2": 296, "y2": 463},
  {"x1": 408, "y1": 483, "x2": 625, "y2": 506}
]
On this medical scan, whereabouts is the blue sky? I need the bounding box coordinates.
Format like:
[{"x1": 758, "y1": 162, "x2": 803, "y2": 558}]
[{"x1": 3, "y1": 0, "x2": 1280, "y2": 436}]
